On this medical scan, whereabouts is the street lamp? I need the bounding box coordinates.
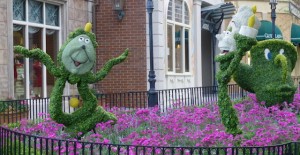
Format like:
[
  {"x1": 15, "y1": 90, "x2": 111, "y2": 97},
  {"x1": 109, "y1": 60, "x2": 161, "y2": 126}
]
[
  {"x1": 270, "y1": 0, "x2": 278, "y2": 39},
  {"x1": 147, "y1": 0, "x2": 158, "y2": 107}
]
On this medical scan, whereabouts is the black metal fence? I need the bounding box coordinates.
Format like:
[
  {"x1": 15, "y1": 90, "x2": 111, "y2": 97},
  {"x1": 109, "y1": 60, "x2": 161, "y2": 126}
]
[
  {"x1": 0, "y1": 127, "x2": 299, "y2": 155},
  {"x1": 0, "y1": 84, "x2": 248, "y2": 123},
  {"x1": 1, "y1": 83, "x2": 300, "y2": 154},
  {"x1": 1, "y1": 81, "x2": 300, "y2": 124}
]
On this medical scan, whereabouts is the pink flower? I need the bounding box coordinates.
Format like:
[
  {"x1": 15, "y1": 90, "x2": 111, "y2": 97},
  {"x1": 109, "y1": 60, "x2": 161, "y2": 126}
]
[
  {"x1": 102, "y1": 138, "x2": 110, "y2": 144},
  {"x1": 8, "y1": 93, "x2": 300, "y2": 150}
]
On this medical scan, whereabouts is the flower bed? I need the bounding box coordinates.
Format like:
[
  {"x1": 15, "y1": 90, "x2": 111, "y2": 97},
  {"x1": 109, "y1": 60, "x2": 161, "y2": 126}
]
[{"x1": 5, "y1": 93, "x2": 300, "y2": 150}]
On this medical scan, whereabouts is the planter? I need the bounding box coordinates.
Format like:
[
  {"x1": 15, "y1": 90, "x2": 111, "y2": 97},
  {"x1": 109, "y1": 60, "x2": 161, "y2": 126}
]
[{"x1": 0, "y1": 110, "x2": 29, "y2": 124}]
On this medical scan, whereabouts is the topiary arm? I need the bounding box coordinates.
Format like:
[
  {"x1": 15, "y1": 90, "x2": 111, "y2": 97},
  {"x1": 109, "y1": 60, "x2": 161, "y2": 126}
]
[
  {"x1": 216, "y1": 34, "x2": 257, "y2": 136},
  {"x1": 87, "y1": 48, "x2": 129, "y2": 83},
  {"x1": 14, "y1": 45, "x2": 61, "y2": 77},
  {"x1": 224, "y1": 34, "x2": 257, "y2": 78}
]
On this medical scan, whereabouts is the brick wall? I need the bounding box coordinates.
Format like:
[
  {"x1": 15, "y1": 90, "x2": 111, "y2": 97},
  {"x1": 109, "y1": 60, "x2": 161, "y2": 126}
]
[{"x1": 94, "y1": 0, "x2": 147, "y2": 93}]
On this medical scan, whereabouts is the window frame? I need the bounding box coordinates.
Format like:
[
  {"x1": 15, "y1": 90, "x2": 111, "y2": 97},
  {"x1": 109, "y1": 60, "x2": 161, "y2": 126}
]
[
  {"x1": 166, "y1": 0, "x2": 191, "y2": 75},
  {"x1": 13, "y1": 0, "x2": 62, "y2": 99}
]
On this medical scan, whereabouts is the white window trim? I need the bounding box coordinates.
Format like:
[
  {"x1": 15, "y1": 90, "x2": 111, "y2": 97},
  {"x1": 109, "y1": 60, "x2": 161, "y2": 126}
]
[
  {"x1": 13, "y1": 0, "x2": 62, "y2": 99},
  {"x1": 166, "y1": 0, "x2": 191, "y2": 75}
]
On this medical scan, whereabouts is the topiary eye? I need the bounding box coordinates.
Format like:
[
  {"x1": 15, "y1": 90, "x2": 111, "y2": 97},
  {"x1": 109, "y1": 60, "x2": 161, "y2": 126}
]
[
  {"x1": 85, "y1": 39, "x2": 90, "y2": 44},
  {"x1": 78, "y1": 37, "x2": 84, "y2": 42},
  {"x1": 264, "y1": 48, "x2": 272, "y2": 60},
  {"x1": 279, "y1": 49, "x2": 284, "y2": 55},
  {"x1": 225, "y1": 31, "x2": 231, "y2": 35}
]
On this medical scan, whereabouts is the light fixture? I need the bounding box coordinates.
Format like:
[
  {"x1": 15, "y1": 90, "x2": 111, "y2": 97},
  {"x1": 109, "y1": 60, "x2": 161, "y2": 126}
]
[
  {"x1": 269, "y1": 0, "x2": 277, "y2": 9},
  {"x1": 269, "y1": 0, "x2": 278, "y2": 38},
  {"x1": 112, "y1": 0, "x2": 125, "y2": 20},
  {"x1": 175, "y1": 31, "x2": 181, "y2": 49}
]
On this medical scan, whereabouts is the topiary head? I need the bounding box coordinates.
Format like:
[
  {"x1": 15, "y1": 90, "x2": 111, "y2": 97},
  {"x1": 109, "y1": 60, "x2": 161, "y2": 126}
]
[
  {"x1": 250, "y1": 39, "x2": 298, "y2": 106},
  {"x1": 59, "y1": 23, "x2": 98, "y2": 75}
]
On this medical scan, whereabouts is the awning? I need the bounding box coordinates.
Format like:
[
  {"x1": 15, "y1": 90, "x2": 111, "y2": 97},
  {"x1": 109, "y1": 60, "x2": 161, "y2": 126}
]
[
  {"x1": 256, "y1": 20, "x2": 283, "y2": 41},
  {"x1": 201, "y1": 2, "x2": 236, "y2": 20},
  {"x1": 201, "y1": 2, "x2": 236, "y2": 33},
  {"x1": 291, "y1": 23, "x2": 300, "y2": 46}
]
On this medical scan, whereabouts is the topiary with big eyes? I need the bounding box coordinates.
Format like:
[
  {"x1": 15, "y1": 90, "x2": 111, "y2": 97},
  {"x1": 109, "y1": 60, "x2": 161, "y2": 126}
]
[
  {"x1": 14, "y1": 23, "x2": 129, "y2": 136},
  {"x1": 216, "y1": 34, "x2": 298, "y2": 135},
  {"x1": 233, "y1": 39, "x2": 298, "y2": 107}
]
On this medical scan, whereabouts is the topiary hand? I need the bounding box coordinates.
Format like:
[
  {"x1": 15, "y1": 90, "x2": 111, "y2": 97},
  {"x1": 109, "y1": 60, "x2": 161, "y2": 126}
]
[{"x1": 14, "y1": 45, "x2": 61, "y2": 77}]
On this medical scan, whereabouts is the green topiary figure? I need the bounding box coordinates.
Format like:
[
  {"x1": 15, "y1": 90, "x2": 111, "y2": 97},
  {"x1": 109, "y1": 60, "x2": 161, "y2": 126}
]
[
  {"x1": 233, "y1": 39, "x2": 298, "y2": 107},
  {"x1": 14, "y1": 23, "x2": 129, "y2": 136},
  {"x1": 216, "y1": 34, "x2": 257, "y2": 135},
  {"x1": 216, "y1": 5, "x2": 298, "y2": 135},
  {"x1": 215, "y1": 5, "x2": 260, "y2": 135}
]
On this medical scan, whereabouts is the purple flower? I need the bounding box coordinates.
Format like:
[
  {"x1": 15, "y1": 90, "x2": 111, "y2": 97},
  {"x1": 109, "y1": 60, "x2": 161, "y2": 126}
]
[{"x1": 8, "y1": 93, "x2": 300, "y2": 150}]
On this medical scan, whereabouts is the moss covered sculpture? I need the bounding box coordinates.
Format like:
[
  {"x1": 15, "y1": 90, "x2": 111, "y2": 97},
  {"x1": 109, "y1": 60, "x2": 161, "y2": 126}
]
[
  {"x1": 216, "y1": 5, "x2": 298, "y2": 135},
  {"x1": 233, "y1": 40, "x2": 297, "y2": 107},
  {"x1": 14, "y1": 23, "x2": 128, "y2": 136},
  {"x1": 215, "y1": 6, "x2": 260, "y2": 135},
  {"x1": 216, "y1": 34, "x2": 257, "y2": 135}
]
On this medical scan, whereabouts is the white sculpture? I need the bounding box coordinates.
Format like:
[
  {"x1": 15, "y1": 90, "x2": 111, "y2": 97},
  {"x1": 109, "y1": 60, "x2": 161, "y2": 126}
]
[{"x1": 216, "y1": 5, "x2": 261, "y2": 55}]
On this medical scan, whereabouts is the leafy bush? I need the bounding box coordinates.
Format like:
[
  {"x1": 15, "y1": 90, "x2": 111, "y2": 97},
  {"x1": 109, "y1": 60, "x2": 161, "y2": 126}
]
[{"x1": 0, "y1": 98, "x2": 28, "y2": 113}]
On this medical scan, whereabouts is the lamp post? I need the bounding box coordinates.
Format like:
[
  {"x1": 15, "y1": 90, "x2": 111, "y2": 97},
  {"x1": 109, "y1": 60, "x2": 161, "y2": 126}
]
[
  {"x1": 147, "y1": 0, "x2": 158, "y2": 107},
  {"x1": 270, "y1": 0, "x2": 277, "y2": 39}
]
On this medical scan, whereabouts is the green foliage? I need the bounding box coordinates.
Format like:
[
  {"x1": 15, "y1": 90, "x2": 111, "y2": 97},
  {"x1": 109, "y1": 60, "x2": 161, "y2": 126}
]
[
  {"x1": 216, "y1": 33, "x2": 298, "y2": 135},
  {"x1": 234, "y1": 39, "x2": 297, "y2": 107},
  {"x1": 244, "y1": 131, "x2": 255, "y2": 140},
  {"x1": 3, "y1": 139, "x2": 43, "y2": 155},
  {"x1": 274, "y1": 54, "x2": 288, "y2": 83},
  {"x1": 232, "y1": 96, "x2": 250, "y2": 105},
  {"x1": 7, "y1": 122, "x2": 20, "y2": 128},
  {"x1": 0, "y1": 101, "x2": 8, "y2": 112},
  {"x1": 233, "y1": 63, "x2": 255, "y2": 93},
  {"x1": 0, "y1": 100, "x2": 28, "y2": 113},
  {"x1": 14, "y1": 24, "x2": 129, "y2": 137},
  {"x1": 216, "y1": 34, "x2": 257, "y2": 136}
]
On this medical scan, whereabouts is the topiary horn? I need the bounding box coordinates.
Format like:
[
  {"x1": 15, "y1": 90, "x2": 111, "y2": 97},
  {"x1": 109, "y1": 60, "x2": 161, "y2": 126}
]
[{"x1": 84, "y1": 22, "x2": 92, "y2": 32}]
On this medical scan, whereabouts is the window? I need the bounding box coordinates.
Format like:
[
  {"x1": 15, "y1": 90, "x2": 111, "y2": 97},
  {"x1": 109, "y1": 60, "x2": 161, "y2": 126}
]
[
  {"x1": 167, "y1": 0, "x2": 190, "y2": 73},
  {"x1": 13, "y1": 0, "x2": 60, "y2": 99}
]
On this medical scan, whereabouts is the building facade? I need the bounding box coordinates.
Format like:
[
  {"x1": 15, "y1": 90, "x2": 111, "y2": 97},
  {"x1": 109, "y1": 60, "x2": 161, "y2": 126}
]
[
  {"x1": 2, "y1": 0, "x2": 299, "y2": 100},
  {"x1": 225, "y1": 0, "x2": 300, "y2": 79},
  {"x1": 94, "y1": 0, "x2": 225, "y2": 94},
  {"x1": 0, "y1": 0, "x2": 241, "y2": 99},
  {"x1": 0, "y1": 0, "x2": 93, "y2": 99}
]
